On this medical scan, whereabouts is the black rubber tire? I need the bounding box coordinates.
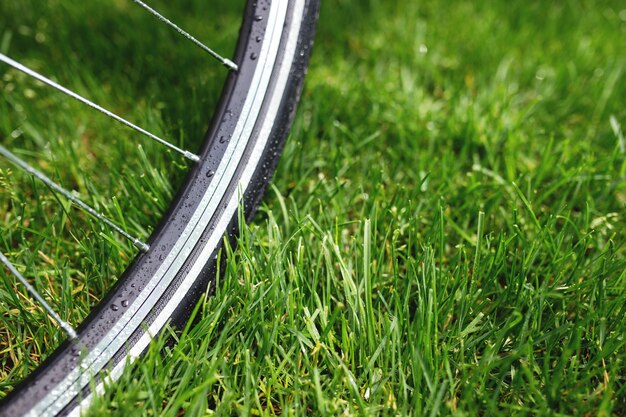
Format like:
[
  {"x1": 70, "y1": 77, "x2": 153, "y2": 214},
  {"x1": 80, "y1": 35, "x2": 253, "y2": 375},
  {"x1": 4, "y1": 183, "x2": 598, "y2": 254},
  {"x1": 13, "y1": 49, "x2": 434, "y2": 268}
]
[{"x1": 0, "y1": 0, "x2": 319, "y2": 415}]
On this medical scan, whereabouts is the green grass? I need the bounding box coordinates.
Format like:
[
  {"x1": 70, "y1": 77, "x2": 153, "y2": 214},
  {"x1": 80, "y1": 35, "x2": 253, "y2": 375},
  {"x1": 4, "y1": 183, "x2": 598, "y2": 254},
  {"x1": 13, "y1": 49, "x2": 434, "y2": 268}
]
[{"x1": 1, "y1": 0, "x2": 626, "y2": 415}]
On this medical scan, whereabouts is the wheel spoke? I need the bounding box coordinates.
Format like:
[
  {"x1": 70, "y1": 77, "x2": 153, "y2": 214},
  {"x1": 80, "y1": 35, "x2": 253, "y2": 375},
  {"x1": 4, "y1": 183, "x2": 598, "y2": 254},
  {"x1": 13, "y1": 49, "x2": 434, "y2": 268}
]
[
  {"x1": 0, "y1": 53, "x2": 199, "y2": 162},
  {"x1": 0, "y1": 252, "x2": 78, "y2": 341},
  {"x1": 0, "y1": 145, "x2": 150, "y2": 252},
  {"x1": 132, "y1": 0, "x2": 238, "y2": 71}
]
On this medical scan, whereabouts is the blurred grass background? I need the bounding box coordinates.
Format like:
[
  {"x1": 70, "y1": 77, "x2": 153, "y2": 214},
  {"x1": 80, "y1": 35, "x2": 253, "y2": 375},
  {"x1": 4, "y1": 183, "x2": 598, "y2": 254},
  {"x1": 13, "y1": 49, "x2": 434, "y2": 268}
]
[{"x1": 1, "y1": 0, "x2": 626, "y2": 415}]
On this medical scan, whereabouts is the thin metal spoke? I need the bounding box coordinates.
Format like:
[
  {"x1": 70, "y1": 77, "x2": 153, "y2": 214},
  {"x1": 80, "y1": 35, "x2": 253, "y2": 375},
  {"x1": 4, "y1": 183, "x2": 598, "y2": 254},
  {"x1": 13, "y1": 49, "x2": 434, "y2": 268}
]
[
  {"x1": 0, "y1": 252, "x2": 78, "y2": 341},
  {"x1": 132, "y1": 0, "x2": 238, "y2": 71},
  {"x1": 0, "y1": 145, "x2": 150, "y2": 252},
  {"x1": 0, "y1": 53, "x2": 199, "y2": 162}
]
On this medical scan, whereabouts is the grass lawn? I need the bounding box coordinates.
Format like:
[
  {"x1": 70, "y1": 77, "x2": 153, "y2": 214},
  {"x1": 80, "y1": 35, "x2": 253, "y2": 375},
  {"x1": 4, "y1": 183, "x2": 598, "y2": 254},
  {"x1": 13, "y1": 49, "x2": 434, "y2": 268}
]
[{"x1": 1, "y1": 0, "x2": 626, "y2": 415}]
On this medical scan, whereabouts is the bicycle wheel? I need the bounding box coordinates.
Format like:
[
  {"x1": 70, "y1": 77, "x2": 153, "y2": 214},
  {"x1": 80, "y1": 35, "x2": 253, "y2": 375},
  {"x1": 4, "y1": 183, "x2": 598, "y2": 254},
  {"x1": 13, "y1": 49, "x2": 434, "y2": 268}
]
[{"x1": 0, "y1": 0, "x2": 319, "y2": 415}]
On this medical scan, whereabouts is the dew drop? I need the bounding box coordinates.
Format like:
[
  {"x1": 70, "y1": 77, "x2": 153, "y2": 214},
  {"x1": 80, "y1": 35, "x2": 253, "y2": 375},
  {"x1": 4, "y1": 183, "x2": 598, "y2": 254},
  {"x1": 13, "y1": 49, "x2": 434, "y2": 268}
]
[
  {"x1": 121, "y1": 300, "x2": 129, "y2": 308},
  {"x1": 111, "y1": 304, "x2": 119, "y2": 311},
  {"x1": 254, "y1": 15, "x2": 263, "y2": 21},
  {"x1": 206, "y1": 170, "x2": 215, "y2": 178},
  {"x1": 250, "y1": 52, "x2": 258, "y2": 60}
]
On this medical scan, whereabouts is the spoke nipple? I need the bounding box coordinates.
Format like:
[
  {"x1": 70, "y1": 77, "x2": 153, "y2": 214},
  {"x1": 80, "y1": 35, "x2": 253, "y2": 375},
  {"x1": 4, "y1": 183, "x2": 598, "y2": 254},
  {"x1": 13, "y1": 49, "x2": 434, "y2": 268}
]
[
  {"x1": 64, "y1": 326, "x2": 79, "y2": 341},
  {"x1": 185, "y1": 151, "x2": 201, "y2": 163},
  {"x1": 134, "y1": 240, "x2": 150, "y2": 252},
  {"x1": 223, "y1": 58, "x2": 238, "y2": 72}
]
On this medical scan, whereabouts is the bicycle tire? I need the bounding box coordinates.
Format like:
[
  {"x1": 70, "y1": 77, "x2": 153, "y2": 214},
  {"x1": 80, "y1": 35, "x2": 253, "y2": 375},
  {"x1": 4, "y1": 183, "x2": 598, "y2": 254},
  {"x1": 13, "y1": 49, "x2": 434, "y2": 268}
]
[{"x1": 0, "y1": 0, "x2": 319, "y2": 415}]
